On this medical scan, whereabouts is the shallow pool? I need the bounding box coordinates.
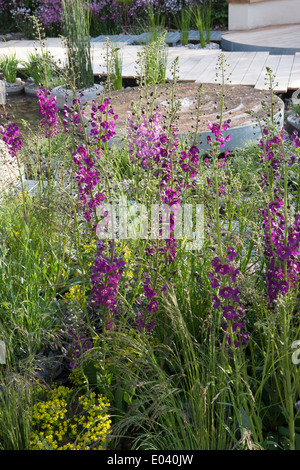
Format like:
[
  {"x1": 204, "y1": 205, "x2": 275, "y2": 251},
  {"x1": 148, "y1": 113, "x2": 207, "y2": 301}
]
[{"x1": 0, "y1": 93, "x2": 40, "y2": 139}]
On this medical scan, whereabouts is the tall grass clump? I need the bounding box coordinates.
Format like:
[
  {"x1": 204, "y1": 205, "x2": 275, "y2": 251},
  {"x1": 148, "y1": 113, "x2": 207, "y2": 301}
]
[
  {"x1": 0, "y1": 52, "x2": 19, "y2": 83},
  {"x1": 61, "y1": 0, "x2": 94, "y2": 89},
  {"x1": 194, "y1": 0, "x2": 212, "y2": 48},
  {"x1": 174, "y1": 6, "x2": 192, "y2": 46},
  {"x1": 147, "y1": 6, "x2": 165, "y2": 43},
  {"x1": 105, "y1": 290, "x2": 242, "y2": 450},
  {"x1": 21, "y1": 51, "x2": 64, "y2": 89},
  {"x1": 0, "y1": 372, "x2": 32, "y2": 450}
]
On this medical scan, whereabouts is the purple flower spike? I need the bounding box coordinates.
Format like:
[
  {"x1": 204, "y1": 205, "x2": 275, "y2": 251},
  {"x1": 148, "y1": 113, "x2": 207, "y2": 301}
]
[
  {"x1": 226, "y1": 246, "x2": 238, "y2": 261},
  {"x1": 0, "y1": 123, "x2": 22, "y2": 158},
  {"x1": 91, "y1": 241, "x2": 125, "y2": 321},
  {"x1": 209, "y1": 247, "x2": 249, "y2": 348},
  {"x1": 219, "y1": 286, "x2": 234, "y2": 300},
  {"x1": 37, "y1": 89, "x2": 59, "y2": 138}
]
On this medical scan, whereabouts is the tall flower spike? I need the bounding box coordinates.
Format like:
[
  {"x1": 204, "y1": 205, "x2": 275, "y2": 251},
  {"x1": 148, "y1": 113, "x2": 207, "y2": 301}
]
[
  {"x1": 37, "y1": 88, "x2": 59, "y2": 138},
  {"x1": 91, "y1": 241, "x2": 125, "y2": 325},
  {"x1": 209, "y1": 252, "x2": 249, "y2": 348},
  {"x1": 0, "y1": 123, "x2": 22, "y2": 158}
]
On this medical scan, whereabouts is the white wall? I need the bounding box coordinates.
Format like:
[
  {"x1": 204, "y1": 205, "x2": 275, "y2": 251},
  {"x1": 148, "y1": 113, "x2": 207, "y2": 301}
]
[{"x1": 228, "y1": 0, "x2": 300, "y2": 30}]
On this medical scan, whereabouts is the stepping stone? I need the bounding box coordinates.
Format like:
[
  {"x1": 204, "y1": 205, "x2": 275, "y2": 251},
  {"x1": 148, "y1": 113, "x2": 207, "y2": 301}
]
[
  {"x1": 165, "y1": 32, "x2": 181, "y2": 46},
  {"x1": 91, "y1": 30, "x2": 222, "y2": 46},
  {"x1": 91, "y1": 34, "x2": 134, "y2": 44}
]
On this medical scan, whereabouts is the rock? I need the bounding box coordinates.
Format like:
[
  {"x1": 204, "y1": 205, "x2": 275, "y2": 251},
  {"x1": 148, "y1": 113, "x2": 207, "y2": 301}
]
[
  {"x1": 286, "y1": 113, "x2": 300, "y2": 135},
  {"x1": 51, "y1": 83, "x2": 104, "y2": 110},
  {"x1": 186, "y1": 42, "x2": 220, "y2": 50},
  {"x1": 0, "y1": 80, "x2": 5, "y2": 105},
  {"x1": 4, "y1": 80, "x2": 24, "y2": 96},
  {"x1": 0, "y1": 31, "x2": 26, "y2": 42}
]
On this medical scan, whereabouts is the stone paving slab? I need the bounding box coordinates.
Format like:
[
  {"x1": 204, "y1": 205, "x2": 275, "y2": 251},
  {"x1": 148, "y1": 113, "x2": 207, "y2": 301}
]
[{"x1": 91, "y1": 30, "x2": 222, "y2": 47}]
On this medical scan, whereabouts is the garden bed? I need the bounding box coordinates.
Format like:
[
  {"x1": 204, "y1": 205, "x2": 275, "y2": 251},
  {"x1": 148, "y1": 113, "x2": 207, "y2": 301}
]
[{"x1": 2, "y1": 0, "x2": 300, "y2": 455}]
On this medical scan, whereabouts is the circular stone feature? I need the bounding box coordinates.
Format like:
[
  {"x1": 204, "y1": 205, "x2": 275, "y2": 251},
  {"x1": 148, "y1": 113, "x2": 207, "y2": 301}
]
[
  {"x1": 24, "y1": 82, "x2": 40, "y2": 97},
  {"x1": 286, "y1": 113, "x2": 300, "y2": 135},
  {"x1": 84, "y1": 82, "x2": 284, "y2": 151},
  {"x1": 52, "y1": 83, "x2": 104, "y2": 110},
  {"x1": 4, "y1": 79, "x2": 24, "y2": 96}
]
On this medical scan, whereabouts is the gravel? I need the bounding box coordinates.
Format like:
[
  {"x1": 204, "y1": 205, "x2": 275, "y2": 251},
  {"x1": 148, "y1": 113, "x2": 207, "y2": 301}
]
[
  {"x1": 184, "y1": 42, "x2": 220, "y2": 50},
  {"x1": 0, "y1": 140, "x2": 20, "y2": 196}
]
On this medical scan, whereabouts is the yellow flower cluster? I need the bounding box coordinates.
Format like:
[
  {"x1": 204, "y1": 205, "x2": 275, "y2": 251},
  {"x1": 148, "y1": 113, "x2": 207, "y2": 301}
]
[
  {"x1": 63, "y1": 393, "x2": 112, "y2": 450},
  {"x1": 82, "y1": 242, "x2": 97, "y2": 254},
  {"x1": 115, "y1": 241, "x2": 134, "y2": 278},
  {"x1": 30, "y1": 385, "x2": 111, "y2": 450},
  {"x1": 16, "y1": 191, "x2": 32, "y2": 203},
  {"x1": 65, "y1": 285, "x2": 85, "y2": 308},
  {"x1": 69, "y1": 367, "x2": 87, "y2": 387}
]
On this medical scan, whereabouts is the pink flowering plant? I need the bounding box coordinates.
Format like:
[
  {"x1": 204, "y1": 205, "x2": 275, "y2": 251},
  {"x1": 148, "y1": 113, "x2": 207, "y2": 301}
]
[
  {"x1": 2, "y1": 41, "x2": 300, "y2": 452},
  {"x1": 0, "y1": 0, "x2": 211, "y2": 37}
]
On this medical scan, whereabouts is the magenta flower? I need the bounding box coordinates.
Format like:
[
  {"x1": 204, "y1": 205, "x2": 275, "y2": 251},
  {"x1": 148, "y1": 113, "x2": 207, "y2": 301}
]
[
  {"x1": 0, "y1": 123, "x2": 22, "y2": 158},
  {"x1": 37, "y1": 88, "x2": 59, "y2": 138},
  {"x1": 219, "y1": 286, "x2": 234, "y2": 300},
  {"x1": 215, "y1": 264, "x2": 230, "y2": 276},
  {"x1": 68, "y1": 329, "x2": 92, "y2": 370},
  {"x1": 206, "y1": 120, "x2": 232, "y2": 148},
  {"x1": 276, "y1": 245, "x2": 293, "y2": 260},
  {"x1": 91, "y1": 241, "x2": 125, "y2": 319},
  {"x1": 210, "y1": 253, "x2": 249, "y2": 348},
  {"x1": 226, "y1": 246, "x2": 238, "y2": 261},
  {"x1": 212, "y1": 294, "x2": 221, "y2": 308}
]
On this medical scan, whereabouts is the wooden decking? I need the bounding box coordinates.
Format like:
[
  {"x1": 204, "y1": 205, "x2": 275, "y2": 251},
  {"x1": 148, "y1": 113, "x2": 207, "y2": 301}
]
[
  {"x1": 97, "y1": 46, "x2": 300, "y2": 93},
  {"x1": 222, "y1": 24, "x2": 300, "y2": 54},
  {"x1": 1, "y1": 37, "x2": 300, "y2": 94}
]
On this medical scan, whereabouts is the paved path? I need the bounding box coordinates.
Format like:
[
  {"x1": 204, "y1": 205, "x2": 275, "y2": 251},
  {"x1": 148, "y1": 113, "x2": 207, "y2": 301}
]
[
  {"x1": 1, "y1": 37, "x2": 300, "y2": 93},
  {"x1": 222, "y1": 24, "x2": 300, "y2": 55}
]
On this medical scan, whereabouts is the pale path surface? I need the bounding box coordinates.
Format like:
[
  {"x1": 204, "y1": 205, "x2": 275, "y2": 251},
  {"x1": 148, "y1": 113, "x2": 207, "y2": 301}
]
[
  {"x1": 222, "y1": 25, "x2": 300, "y2": 53},
  {"x1": 0, "y1": 37, "x2": 300, "y2": 93}
]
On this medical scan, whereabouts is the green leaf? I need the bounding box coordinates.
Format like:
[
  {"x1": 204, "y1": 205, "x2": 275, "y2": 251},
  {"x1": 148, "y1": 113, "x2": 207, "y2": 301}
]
[
  {"x1": 123, "y1": 391, "x2": 132, "y2": 405},
  {"x1": 240, "y1": 407, "x2": 251, "y2": 430}
]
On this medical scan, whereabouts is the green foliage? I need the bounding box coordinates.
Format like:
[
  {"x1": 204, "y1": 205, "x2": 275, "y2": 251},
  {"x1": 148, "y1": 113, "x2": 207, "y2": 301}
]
[
  {"x1": 148, "y1": 6, "x2": 165, "y2": 43},
  {"x1": 112, "y1": 47, "x2": 123, "y2": 91},
  {"x1": 211, "y1": 0, "x2": 228, "y2": 27},
  {"x1": 137, "y1": 32, "x2": 168, "y2": 86},
  {"x1": 21, "y1": 51, "x2": 65, "y2": 87},
  {"x1": 106, "y1": 294, "x2": 237, "y2": 450},
  {"x1": 174, "y1": 6, "x2": 192, "y2": 46},
  {"x1": 61, "y1": 0, "x2": 94, "y2": 89},
  {"x1": 116, "y1": 0, "x2": 134, "y2": 32},
  {"x1": 15, "y1": 14, "x2": 37, "y2": 39},
  {"x1": 194, "y1": 1, "x2": 212, "y2": 48},
  {"x1": 0, "y1": 373, "x2": 32, "y2": 450},
  {"x1": 0, "y1": 52, "x2": 19, "y2": 83},
  {"x1": 291, "y1": 103, "x2": 300, "y2": 117},
  {"x1": 0, "y1": 34, "x2": 300, "y2": 452},
  {"x1": 0, "y1": 11, "x2": 16, "y2": 35}
]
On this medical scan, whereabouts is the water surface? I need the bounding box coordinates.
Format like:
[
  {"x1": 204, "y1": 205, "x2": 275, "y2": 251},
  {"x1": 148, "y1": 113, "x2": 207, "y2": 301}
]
[{"x1": 0, "y1": 93, "x2": 41, "y2": 140}]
